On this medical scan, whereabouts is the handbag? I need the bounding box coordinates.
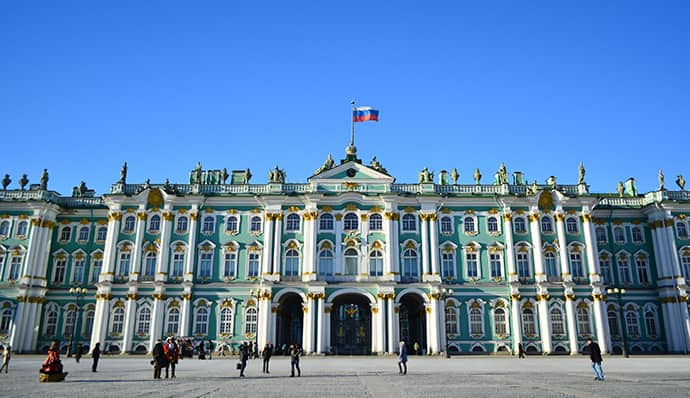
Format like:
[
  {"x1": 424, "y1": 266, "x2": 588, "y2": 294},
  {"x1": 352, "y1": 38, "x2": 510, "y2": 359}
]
[{"x1": 236, "y1": 362, "x2": 242, "y2": 370}]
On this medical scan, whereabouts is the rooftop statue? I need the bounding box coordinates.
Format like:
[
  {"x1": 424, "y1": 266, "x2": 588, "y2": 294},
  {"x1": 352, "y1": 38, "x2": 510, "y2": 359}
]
[
  {"x1": 658, "y1": 169, "x2": 665, "y2": 191},
  {"x1": 119, "y1": 161, "x2": 127, "y2": 184},
  {"x1": 244, "y1": 168, "x2": 252, "y2": 183},
  {"x1": 418, "y1": 167, "x2": 433, "y2": 183},
  {"x1": 190, "y1": 162, "x2": 203, "y2": 184},
  {"x1": 40, "y1": 168, "x2": 49, "y2": 190},
  {"x1": 676, "y1": 174, "x2": 686, "y2": 191},
  {"x1": 2, "y1": 174, "x2": 11, "y2": 190},
  {"x1": 617, "y1": 181, "x2": 624, "y2": 197},
  {"x1": 546, "y1": 176, "x2": 557, "y2": 189},
  {"x1": 451, "y1": 168, "x2": 459, "y2": 185},
  {"x1": 163, "y1": 178, "x2": 171, "y2": 192},
  {"x1": 473, "y1": 168, "x2": 482, "y2": 185},
  {"x1": 496, "y1": 162, "x2": 508, "y2": 185},
  {"x1": 369, "y1": 156, "x2": 388, "y2": 174},
  {"x1": 19, "y1": 174, "x2": 28, "y2": 190},
  {"x1": 268, "y1": 166, "x2": 286, "y2": 183},
  {"x1": 531, "y1": 180, "x2": 538, "y2": 195},
  {"x1": 578, "y1": 162, "x2": 586, "y2": 185},
  {"x1": 315, "y1": 154, "x2": 336, "y2": 175},
  {"x1": 222, "y1": 168, "x2": 229, "y2": 184}
]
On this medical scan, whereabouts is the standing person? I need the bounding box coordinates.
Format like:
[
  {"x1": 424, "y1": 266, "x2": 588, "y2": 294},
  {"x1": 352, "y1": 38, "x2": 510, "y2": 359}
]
[
  {"x1": 239, "y1": 342, "x2": 249, "y2": 377},
  {"x1": 289, "y1": 344, "x2": 301, "y2": 377},
  {"x1": 74, "y1": 344, "x2": 82, "y2": 363},
  {"x1": 0, "y1": 345, "x2": 10, "y2": 374},
  {"x1": 152, "y1": 339, "x2": 167, "y2": 380},
  {"x1": 398, "y1": 341, "x2": 408, "y2": 375},
  {"x1": 91, "y1": 343, "x2": 101, "y2": 372},
  {"x1": 207, "y1": 340, "x2": 213, "y2": 360},
  {"x1": 518, "y1": 343, "x2": 526, "y2": 359},
  {"x1": 413, "y1": 341, "x2": 420, "y2": 355},
  {"x1": 587, "y1": 338, "x2": 605, "y2": 381},
  {"x1": 164, "y1": 338, "x2": 180, "y2": 378},
  {"x1": 253, "y1": 341, "x2": 259, "y2": 359},
  {"x1": 262, "y1": 343, "x2": 272, "y2": 373}
]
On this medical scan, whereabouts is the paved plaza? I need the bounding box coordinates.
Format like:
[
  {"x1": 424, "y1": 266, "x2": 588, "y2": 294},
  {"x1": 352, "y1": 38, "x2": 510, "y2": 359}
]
[{"x1": 1, "y1": 355, "x2": 689, "y2": 398}]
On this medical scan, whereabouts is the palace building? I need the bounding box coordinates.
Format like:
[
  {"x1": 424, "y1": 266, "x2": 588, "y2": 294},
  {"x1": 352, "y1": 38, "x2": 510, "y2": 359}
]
[{"x1": 1, "y1": 143, "x2": 689, "y2": 356}]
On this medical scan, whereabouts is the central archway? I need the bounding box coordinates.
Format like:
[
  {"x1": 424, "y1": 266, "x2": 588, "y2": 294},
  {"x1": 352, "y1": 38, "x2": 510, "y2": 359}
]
[
  {"x1": 276, "y1": 293, "x2": 303, "y2": 351},
  {"x1": 399, "y1": 293, "x2": 426, "y2": 354},
  {"x1": 331, "y1": 294, "x2": 372, "y2": 355}
]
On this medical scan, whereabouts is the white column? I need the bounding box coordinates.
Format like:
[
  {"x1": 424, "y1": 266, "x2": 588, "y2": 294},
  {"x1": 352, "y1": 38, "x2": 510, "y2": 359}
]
[
  {"x1": 386, "y1": 298, "x2": 394, "y2": 353},
  {"x1": 564, "y1": 297, "x2": 579, "y2": 354},
  {"x1": 302, "y1": 297, "x2": 314, "y2": 353},
  {"x1": 370, "y1": 302, "x2": 379, "y2": 353},
  {"x1": 392, "y1": 304, "x2": 400, "y2": 352},
  {"x1": 555, "y1": 214, "x2": 571, "y2": 277},
  {"x1": 323, "y1": 304, "x2": 332, "y2": 353},
  {"x1": 537, "y1": 297, "x2": 552, "y2": 354},
  {"x1": 148, "y1": 297, "x2": 165, "y2": 350},
  {"x1": 184, "y1": 210, "x2": 199, "y2": 281},
  {"x1": 302, "y1": 211, "x2": 317, "y2": 281},
  {"x1": 504, "y1": 213, "x2": 517, "y2": 281},
  {"x1": 592, "y1": 297, "x2": 610, "y2": 353},
  {"x1": 89, "y1": 296, "x2": 111, "y2": 354},
  {"x1": 272, "y1": 215, "x2": 282, "y2": 280},
  {"x1": 270, "y1": 304, "x2": 279, "y2": 345},
  {"x1": 359, "y1": 213, "x2": 370, "y2": 279},
  {"x1": 421, "y1": 215, "x2": 431, "y2": 280},
  {"x1": 511, "y1": 297, "x2": 522, "y2": 354},
  {"x1": 101, "y1": 212, "x2": 121, "y2": 279},
  {"x1": 582, "y1": 214, "x2": 601, "y2": 277},
  {"x1": 156, "y1": 210, "x2": 173, "y2": 280},
  {"x1": 27, "y1": 300, "x2": 43, "y2": 353},
  {"x1": 376, "y1": 302, "x2": 385, "y2": 354},
  {"x1": 334, "y1": 215, "x2": 343, "y2": 275},
  {"x1": 529, "y1": 213, "x2": 545, "y2": 282},
  {"x1": 383, "y1": 213, "x2": 394, "y2": 280},
  {"x1": 121, "y1": 297, "x2": 137, "y2": 353},
  {"x1": 257, "y1": 295, "x2": 270, "y2": 349},
  {"x1": 316, "y1": 295, "x2": 325, "y2": 354},
  {"x1": 438, "y1": 298, "x2": 446, "y2": 354},
  {"x1": 18, "y1": 301, "x2": 38, "y2": 352},
  {"x1": 262, "y1": 214, "x2": 274, "y2": 276},
  {"x1": 429, "y1": 214, "x2": 440, "y2": 279},
  {"x1": 425, "y1": 303, "x2": 433, "y2": 354},
  {"x1": 130, "y1": 211, "x2": 147, "y2": 280},
  {"x1": 179, "y1": 296, "x2": 192, "y2": 337}
]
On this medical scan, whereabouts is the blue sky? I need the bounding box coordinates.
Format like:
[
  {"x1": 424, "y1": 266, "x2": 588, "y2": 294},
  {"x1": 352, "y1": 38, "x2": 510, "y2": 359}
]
[{"x1": 1, "y1": 1, "x2": 689, "y2": 196}]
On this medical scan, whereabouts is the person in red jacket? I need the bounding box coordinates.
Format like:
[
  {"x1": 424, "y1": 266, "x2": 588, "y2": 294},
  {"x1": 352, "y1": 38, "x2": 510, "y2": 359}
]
[{"x1": 163, "y1": 337, "x2": 180, "y2": 378}]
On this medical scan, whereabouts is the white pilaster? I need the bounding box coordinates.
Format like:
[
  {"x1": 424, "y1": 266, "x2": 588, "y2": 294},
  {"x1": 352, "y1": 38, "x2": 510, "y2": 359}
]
[
  {"x1": 323, "y1": 304, "x2": 332, "y2": 353},
  {"x1": 184, "y1": 209, "x2": 199, "y2": 281},
  {"x1": 262, "y1": 215, "x2": 274, "y2": 277},
  {"x1": 503, "y1": 213, "x2": 517, "y2": 282},
  {"x1": 156, "y1": 209, "x2": 173, "y2": 280},
  {"x1": 302, "y1": 210, "x2": 317, "y2": 281},
  {"x1": 529, "y1": 213, "x2": 545, "y2": 282},
  {"x1": 387, "y1": 298, "x2": 395, "y2": 353},
  {"x1": 592, "y1": 298, "x2": 610, "y2": 353},
  {"x1": 121, "y1": 297, "x2": 137, "y2": 353},
  {"x1": 537, "y1": 298, "x2": 552, "y2": 354},
  {"x1": 383, "y1": 213, "x2": 394, "y2": 280},
  {"x1": 421, "y1": 216, "x2": 431, "y2": 280},
  {"x1": 334, "y1": 215, "x2": 343, "y2": 275},
  {"x1": 316, "y1": 295, "x2": 325, "y2": 353},
  {"x1": 130, "y1": 210, "x2": 146, "y2": 280},
  {"x1": 429, "y1": 214, "x2": 440, "y2": 280},
  {"x1": 582, "y1": 215, "x2": 601, "y2": 279},
  {"x1": 302, "y1": 297, "x2": 314, "y2": 353},
  {"x1": 101, "y1": 212, "x2": 121, "y2": 279},
  {"x1": 555, "y1": 214, "x2": 571, "y2": 277},
  {"x1": 148, "y1": 297, "x2": 165, "y2": 350},
  {"x1": 179, "y1": 297, "x2": 192, "y2": 337},
  {"x1": 89, "y1": 297, "x2": 110, "y2": 354},
  {"x1": 272, "y1": 215, "x2": 282, "y2": 280},
  {"x1": 425, "y1": 303, "x2": 433, "y2": 354},
  {"x1": 257, "y1": 295, "x2": 271, "y2": 349},
  {"x1": 511, "y1": 297, "x2": 522, "y2": 354},
  {"x1": 564, "y1": 297, "x2": 578, "y2": 354}
]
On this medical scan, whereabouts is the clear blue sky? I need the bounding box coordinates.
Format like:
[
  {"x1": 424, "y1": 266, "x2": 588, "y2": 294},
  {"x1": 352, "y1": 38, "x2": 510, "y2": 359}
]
[{"x1": 2, "y1": 1, "x2": 689, "y2": 196}]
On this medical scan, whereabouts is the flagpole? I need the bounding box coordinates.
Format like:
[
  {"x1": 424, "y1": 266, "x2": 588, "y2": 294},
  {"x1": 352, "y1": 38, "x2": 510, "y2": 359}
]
[{"x1": 350, "y1": 100, "x2": 355, "y2": 146}]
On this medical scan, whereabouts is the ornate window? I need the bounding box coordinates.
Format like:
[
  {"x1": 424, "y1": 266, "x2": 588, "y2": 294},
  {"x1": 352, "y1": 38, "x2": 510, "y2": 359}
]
[
  {"x1": 569, "y1": 247, "x2": 585, "y2": 279},
  {"x1": 681, "y1": 249, "x2": 690, "y2": 280},
  {"x1": 171, "y1": 251, "x2": 185, "y2": 278},
  {"x1": 599, "y1": 253, "x2": 612, "y2": 284},
  {"x1": 83, "y1": 310, "x2": 94, "y2": 337},
  {"x1": 550, "y1": 307, "x2": 565, "y2": 335},
  {"x1": 15, "y1": 220, "x2": 28, "y2": 238},
  {"x1": 123, "y1": 216, "x2": 135, "y2": 234},
  {"x1": 143, "y1": 252, "x2": 157, "y2": 279},
  {"x1": 286, "y1": 214, "x2": 301, "y2": 231},
  {"x1": 77, "y1": 226, "x2": 89, "y2": 242},
  {"x1": 111, "y1": 307, "x2": 125, "y2": 335},
  {"x1": 522, "y1": 308, "x2": 536, "y2": 336},
  {"x1": 441, "y1": 250, "x2": 455, "y2": 278},
  {"x1": 613, "y1": 226, "x2": 626, "y2": 244},
  {"x1": 595, "y1": 226, "x2": 607, "y2": 243},
  {"x1": 63, "y1": 310, "x2": 75, "y2": 337},
  {"x1": 72, "y1": 256, "x2": 86, "y2": 284},
  {"x1": 90, "y1": 255, "x2": 102, "y2": 283},
  {"x1": 149, "y1": 215, "x2": 161, "y2": 234},
  {"x1": 489, "y1": 252, "x2": 502, "y2": 279},
  {"x1": 225, "y1": 216, "x2": 239, "y2": 234},
  {"x1": 167, "y1": 308, "x2": 180, "y2": 335},
  {"x1": 463, "y1": 216, "x2": 476, "y2": 234},
  {"x1": 247, "y1": 251, "x2": 260, "y2": 278},
  {"x1": 223, "y1": 251, "x2": 237, "y2": 278},
  {"x1": 608, "y1": 308, "x2": 620, "y2": 338},
  {"x1": 566, "y1": 217, "x2": 579, "y2": 234},
  {"x1": 284, "y1": 248, "x2": 300, "y2": 276},
  {"x1": 176, "y1": 216, "x2": 188, "y2": 233},
  {"x1": 319, "y1": 213, "x2": 334, "y2": 231},
  {"x1": 194, "y1": 307, "x2": 209, "y2": 335},
  {"x1": 469, "y1": 307, "x2": 483, "y2": 336},
  {"x1": 96, "y1": 226, "x2": 107, "y2": 242},
  {"x1": 343, "y1": 213, "x2": 359, "y2": 231},
  {"x1": 53, "y1": 256, "x2": 67, "y2": 283},
  {"x1": 487, "y1": 217, "x2": 499, "y2": 234},
  {"x1": 60, "y1": 226, "x2": 72, "y2": 242},
  {"x1": 344, "y1": 248, "x2": 359, "y2": 276},
  {"x1": 8, "y1": 255, "x2": 22, "y2": 280},
  {"x1": 644, "y1": 308, "x2": 659, "y2": 339},
  {"x1": 631, "y1": 226, "x2": 644, "y2": 243},
  {"x1": 516, "y1": 249, "x2": 531, "y2": 279},
  {"x1": 117, "y1": 249, "x2": 131, "y2": 276},
  {"x1": 625, "y1": 307, "x2": 640, "y2": 338},
  {"x1": 369, "y1": 250, "x2": 383, "y2": 276},
  {"x1": 198, "y1": 251, "x2": 213, "y2": 278},
  {"x1": 136, "y1": 307, "x2": 151, "y2": 335},
  {"x1": 244, "y1": 307, "x2": 258, "y2": 335},
  {"x1": 401, "y1": 248, "x2": 418, "y2": 278},
  {"x1": 540, "y1": 216, "x2": 553, "y2": 234},
  {"x1": 219, "y1": 307, "x2": 233, "y2": 335},
  {"x1": 544, "y1": 251, "x2": 559, "y2": 281},
  {"x1": 635, "y1": 254, "x2": 650, "y2": 285},
  {"x1": 440, "y1": 216, "x2": 453, "y2": 234},
  {"x1": 401, "y1": 214, "x2": 416, "y2": 232},
  {"x1": 250, "y1": 216, "x2": 262, "y2": 233},
  {"x1": 513, "y1": 217, "x2": 527, "y2": 234},
  {"x1": 465, "y1": 250, "x2": 479, "y2": 279},
  {"x1": 494, "y1": 307, "x2": 507, "y2": 336},
  {"x1": 369, "y1": 213, "x2": 383, "y2": 231},
  {"x1": 45, "y1": 308, "x2": 58, "y2": 336},
  {"x1": 202, "y1": 216, "x2": 215, "y2": 234},
  {"x1": 576, "y1": 305, "x2": 592, "y2": 336},
  {"x1": 445, "y1": 306, "x2": 458, "y2": 335},
  {"x1": 318, "y1": 249, "x2": 334, "y2": 276},
  {"x1": 617, "y1": 253, "x2": 632, "y2": 285},
  {"x1": 677, "y1": 221, "x2": 689, "y2": 239},
  {"x1": 0, "y1": 221, "x2": 9, "y2": 237}
]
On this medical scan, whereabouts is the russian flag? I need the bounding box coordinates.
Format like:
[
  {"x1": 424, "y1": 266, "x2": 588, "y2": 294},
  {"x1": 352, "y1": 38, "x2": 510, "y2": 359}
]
[{"x1": 353, "y1": 106, "x2": 380, "y2": 122}]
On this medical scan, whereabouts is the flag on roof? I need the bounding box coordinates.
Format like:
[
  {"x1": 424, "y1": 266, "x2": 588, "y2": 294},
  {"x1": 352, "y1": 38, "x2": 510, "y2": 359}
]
[{"x1": 352, "y1": 106, "x2": 380, "y2": 122}]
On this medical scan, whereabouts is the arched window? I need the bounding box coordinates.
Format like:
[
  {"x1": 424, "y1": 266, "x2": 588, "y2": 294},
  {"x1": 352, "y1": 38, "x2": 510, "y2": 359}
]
[
  {"x1": 516, "y1": 251, "x2": 531, "y2": 278},
  {"x1": 617, "y1": 254, "x2": 631, "y2": 284},
  {"x1": 343, "y1": 213, "x2": 359, "y2": 231},
  {"x1": 198, "y1": 251, "x2": 213, "y2": 278},
  {"x1": 244, "y1": 308, "x2": 258, "y2": 335},
  {"x1": 677, "y1": 222, "x2": 689, "y2": 239},
  {"x1": 118, "y1": 250, "x2": 131, "y2": 276},
  {"x1": 608, "y1": 309, "x2": 620, "y2": 338},
  {"x1": 489, "y1": 252, "x2": 502, "y2": 279},
  {"x1": 63, "y1": 310, "x2": 76, "y2": 337},
  {"x1": 596, "y1": 226, "x2": 607, "y2": 243},
  {"x1": 544, "y1": 251, "x2": 558, "y2": 280},
  {"x1": 566, "y1": 217, "x2": 579, "y2": 234},
  {"x1": 167, "y1": 308, "x2": 180, "y2": 335},
  {"x1": 319, "y1": 214, "x2": 334, "y2": 231},
  {"x1": 469, "y1": 307, "x2": 483, "y2": 335},
  {"x1": 96, "y1": 226, "x2": 107, "y2": 242},
  {"x1": 344, "y1": 248, "x2": 358, "y2": 276},
  {"x1": 286, "y1": 214, "x2": 301, "y2": 231},
  {"x1": 111, "y1": 307, "x2": 125, "y2": 335},
  {"x1": 441, "y1": 250, "x2": 455, "y2": 278},
  {"x1": 401, "y1": 249, "x2": 418, "y2": 277},
  {"x1": 625, "y1": 309, "x2": 640, "y2": 338},
  {"x1": 318, "y1": 249, "x2": 334, "y2": 276},
  {"x1": 284, "y1": 248, "x2": 300, "y2": 276},
  {"x1": 440, "y1": 216, "x2": 453, "y2": 234},
  {"x1": 636, "y1": 255, "x2": 650, "y2": 284},
  {"x1": 223, "y1": 251, "x2": 237, "y2": 278},
  {"x1": 645, "y1": 309, "x2": 658, "y2": 339},
  {"x1": 219, "y1": 308, "x2": 233, "y2": 335},
  {"x1": 60, "y1": 226, "x2": 72, "y2": 241},
  {"x1": 137, "y1": 307, "x2": 151, "y2": 335},
  {"x1": 45, "y1": 308, "x2": 58, "y2": 336},
  {"x1": 522, "y1": 308, "x2": 536, "y2": 336},
  {"x1": 202, "y1": 216, "x2": 215, "y2": 234},
  {"x1": 72, "y1": 256, "x2": 85, "y2": 284},
  {"x1": 513, "y1": 217, "x2": 526, "y2": 234},
  {"x1": 487, "y1": 217, "x2": 499, "y2": 233},
  {"x1": 463, "y1": 217, "x2": 475, "y2": 233},
  {"x1": 0, "y1": 221, "x2": 9, "y2": 236},
  {"x1": 402, "y1": 214, "x2": 416, "y2": 232},
  {"x1": 53, "y1": 257, "x2": 67, "y2": 283},
  {"x1": 445, "y1": 306, "x2": 458, "y2": 335},
  {"x1": 541, "y1": 217, "x2": 553, "y2": 233},
  {"x1": 123, "y1": 216, "x2": 135, "y2": 233},
  {"x1": 369, "y1": 214, "x2": 383, "y2": 231},
  {"x1": 465, "y1": 250, "x2": 478, "y2": 279},
  {"x1": 494, "y1": 308, "x2": 507, "y2": 336},
  {"x1": 577, "y1": 305, "x2": 591, "y2": 336},
  {"x1": 176, "y1": 216, "x2": 188, "y2": 233},
  {"x1": 0, "y1": 309, "x2": 13, "y2": 334},
  {"x1": 78, "y1": 226, "x2": 89, "y2": 242},
  {"x1": 171, "y1": 251, "x2": 185, "y2": 277},
  {"x1": 8, "y1": 255, "x2": 22, "y2": 280},
  {"x1": 681, "y1": 251, "x2": 690, "y2": 280},
  {"x1": 250, "y1": 216, "x2": 262, "y2": 233},
  {"x1": 225, "y1": 216, "x2": 238, "y2": 233},
  {"x1": 614, "y1": 226, "x2": 626, "y2": 243},
  {"x1": 149, "y1": 215, "x2": 161, "y2": 233},
  {"x1": 599, "y1": 253, "x2": 612, "y2": 284},
  {"x1": 194, "y1": 307, "x2": 209, "y2": 335},
  {"x1": 631, "y1": 226, "x2": 643, "y2": 243},
  {"x1": 247, "y1": 251, "x2": 260, "y2": 278},
  {"x1": 16, "y1": 221, "x2": 28, "y2": 238},
  {"x1": 550, "y1": 308, "x2": 565, "y2": 335},
  {"x1": 569, "y1": 248, "x2": 584, "y2": 279},
  {"x1": 144, "y1": 252, "x2": 157, "y2": 278},
  {"x1": 369, "y1": 250, "x2": 383, "y2": 276},
  {"x1": 83, "y1": 310, "x2": 94, "y2": 337}
]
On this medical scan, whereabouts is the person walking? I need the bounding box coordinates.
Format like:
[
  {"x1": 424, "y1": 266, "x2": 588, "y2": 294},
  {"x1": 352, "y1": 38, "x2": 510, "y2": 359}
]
[
  {"x1": 152, "y1": 339, "x2": 167, "y2": 380},
  {"x1": 164, "y1": 337, "x2": 180, "y2": 378},
  {"x1": 262, "y1": 343, "x2": 272, "y2": 373},
  {"x1": 74, "y1": 344, "x2": 82, "y2": 363},
  {"x1": 517, "y1": 343, "x2": 526, "y2": 359},
  {"x1": 239, "y1": 342, "x2": 249, "y2": 377},
  {"x1": 289, "y1": 344, "x2": 301, "y2": 377},
  {"x1": 587, "y1": 338, "x2": 605, "y2": 381},
  {"x1": 252, "y1": 341, "x2": 259, "y2": 359},
  {"x1": 413, "y1": 341, "x2": 420, "y2": 355},
  {"x1": 207, "y1": 340, "x2": 213, "y2": 360},
  {"x1": 398, "y1": 341, "x2": 408, "y2": 375},
  {"x1": 91, "y1": 343, "x2": 101, "y2": 372},
  {"x1": 0, "y1": 345, "x2": 10, "y2": 374}
]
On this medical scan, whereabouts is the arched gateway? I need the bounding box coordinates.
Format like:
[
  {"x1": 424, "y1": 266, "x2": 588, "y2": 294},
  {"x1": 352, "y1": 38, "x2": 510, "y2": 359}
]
[
  {"x1": 276, "y1": 293, "x2": 303, "y2": 350},
  {"x1": 398, "y1": 293, "x2": 426, "y2": 354},
  {"x1": 330, "y1": 294, "x2": 372, "y2": 355}
]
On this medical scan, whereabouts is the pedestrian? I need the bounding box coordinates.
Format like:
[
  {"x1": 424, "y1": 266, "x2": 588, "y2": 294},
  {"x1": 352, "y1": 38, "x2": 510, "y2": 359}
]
[
  {"x1": 262, "y1": 343, "x2": 272, "y2": 373},
  {"x1": 207, "y1": 340, "x2": 213, "y2": 360},
  {"x1": 75, "y1": 344, "x2": 82, "y2": 363},
  {"x1": 152, "y1": 339, "x2": 167, "y2": 379},
  {"x1": 164, "y1": 337, "x2": 180, "y2": 378},
  {"x1": 289, "y1": 344, "x2": 301, "y2": 377},
  {"x1": 253, "y1": 341, "x2": 259, "y2": 359},
  {"x1": 413, "y1": 341, "x2": 420, "y2": 355},
  {"x1": 398, "y1": 341, "x2": 408, "y2": 375},
  {"x1": 91, "y1": 342, "x2": 101, "y2": 372},
  {"x1": 518, "y1": 342, "x2": 526, "y2": 359},
  {"x1": 587, "y1": 338, "x2": 604, "y2": 381},
  {"x1": 0, "y1": 345, "x2": 10, "y2": 374},
  {"x1": 281, "y1": 343, "x2": 287, "y2": 356},
  {"x1": 239, "y1": 341, "x2": 249, "y2": 377}
]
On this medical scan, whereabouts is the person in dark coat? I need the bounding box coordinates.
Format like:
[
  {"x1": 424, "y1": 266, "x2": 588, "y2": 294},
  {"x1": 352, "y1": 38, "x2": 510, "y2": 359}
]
[
  {"x1": 289, "y1": 344, "x2": 301, "y2": 377},
  {"x1": 239, "y1": 342, "x2": 249, "y2": 377},
  {"x1": 74, "y1": 344, "x2": 82, "y2": 363},
  {"x1": 262, "y1": 343, "x2": 273, "y2": 373},
  {"x1": 152, "y1": 339, "x2": 168, "y2": 379},
  {"x1": 587, "y1": 338, "x2": 604, "y2": 381},
  {"x1": 91, "y1": 342, "x2": 101, "y2": 372},
  {"x1": 398, "y1": 341, "x2": 408, "y2": 375},
  {"x1": 517, "y1": 342, "x2": 526, "y2": 359}
]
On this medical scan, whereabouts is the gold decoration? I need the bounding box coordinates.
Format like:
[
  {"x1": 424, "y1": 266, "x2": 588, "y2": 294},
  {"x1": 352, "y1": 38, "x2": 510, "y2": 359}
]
[
  {"x1": 136, "y1": 212, "x2": 147, "y2": 221},
  {"x1": 581, "y1": 213, "x2": 593, "y2": 222},
  {"x1": 335, "y1": 214, "x2": 343, "y2": 221},
  {"x1": 503, "y1": 213, "x2": 513, "y2": 221},
  {"x1": 152, "y1": 293, "x2": 167, "y2": 301},
  {"x1": 564, "y1": 293, "x2": 576, "y2": 301},
  {"x1": 126, "y1": 293, "x2": 138, "y2": 300},
  {"x1": 592, "y1": 294, "x2": 606, "y2": 301},
  {"x1": 343, "y1": 182, "x2": 359, "y2": 190},
  {"x1": 528, "y1": 213, "x2": 540, "y2": 222},
  {"x1": 321, "y1": 206, "x2": 333, "y2": 212}
]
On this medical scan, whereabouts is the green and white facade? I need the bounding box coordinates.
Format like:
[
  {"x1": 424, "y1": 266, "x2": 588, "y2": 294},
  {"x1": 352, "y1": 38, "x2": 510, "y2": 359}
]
[{"x1": 1, "y1": 146, "x2": 690, "y2": 356}]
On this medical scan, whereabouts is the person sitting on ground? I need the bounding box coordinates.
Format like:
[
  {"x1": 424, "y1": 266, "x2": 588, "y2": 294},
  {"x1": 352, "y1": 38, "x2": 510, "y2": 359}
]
[{"x1": 41, "y1": 341, "x2": 65, "y2": 375}]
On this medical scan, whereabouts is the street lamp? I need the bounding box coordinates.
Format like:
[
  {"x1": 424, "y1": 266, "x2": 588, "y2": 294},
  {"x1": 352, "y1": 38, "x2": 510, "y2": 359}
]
[
  {"x1": 441, "y1": 288, "x2": 454, "y2": 358},
  {"x1": 67, "y1": 287, "x2": 88, "y2": 358},
  {"x1": 606, "y1": 287, "x2": 628, "y2": 358}
]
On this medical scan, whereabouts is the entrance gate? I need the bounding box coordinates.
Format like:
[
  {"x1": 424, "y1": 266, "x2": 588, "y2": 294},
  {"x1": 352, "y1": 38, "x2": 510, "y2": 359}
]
[{"x1": 331, "y1": 294, "x2": 371, "y2": 355}]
